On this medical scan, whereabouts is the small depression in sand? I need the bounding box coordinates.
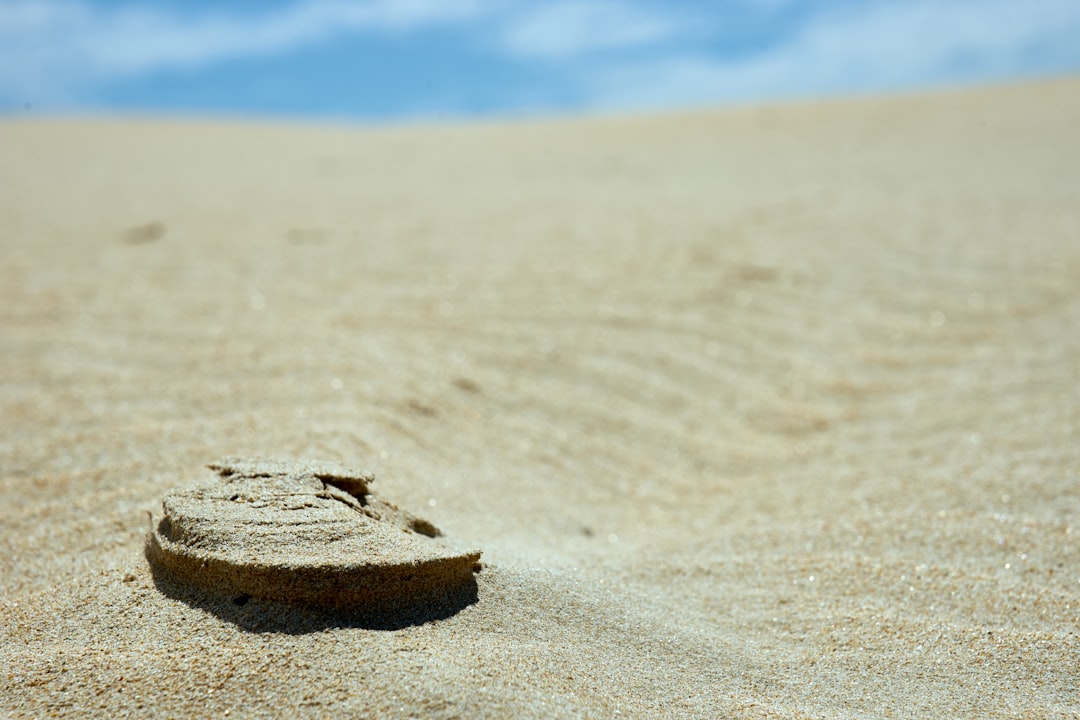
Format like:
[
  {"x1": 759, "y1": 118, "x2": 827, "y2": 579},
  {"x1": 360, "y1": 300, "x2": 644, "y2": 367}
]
[{"x1": 146, "y1": 457, "x2": 481, "y2": 613}]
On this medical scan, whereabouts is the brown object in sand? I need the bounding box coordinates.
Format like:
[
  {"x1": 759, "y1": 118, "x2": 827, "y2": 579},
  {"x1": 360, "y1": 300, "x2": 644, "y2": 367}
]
[{"x1": 145, "y1": 457, "x2": 481, "y2": 610}]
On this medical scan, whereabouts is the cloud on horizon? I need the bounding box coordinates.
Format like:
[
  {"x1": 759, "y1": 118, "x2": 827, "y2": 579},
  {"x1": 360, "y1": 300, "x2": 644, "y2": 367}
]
[
  {"x1": 584, "y1": 0, "x2": 1080, "y2": 110},
  {"x1": 0, "y1": 0, "x2": 486, "y2": 102},
  {"x1": 498, "y1": 2, "x2": 689, "y2": 60},
  {"x1": 2, "y1": 0, "x2": 1079, "y2": 119}
]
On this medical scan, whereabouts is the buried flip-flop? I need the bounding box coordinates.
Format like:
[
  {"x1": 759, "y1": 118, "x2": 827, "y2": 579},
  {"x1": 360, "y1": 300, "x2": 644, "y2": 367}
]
[{"x1": 146, "y1": 457, "x2": 481, "y2": 611}]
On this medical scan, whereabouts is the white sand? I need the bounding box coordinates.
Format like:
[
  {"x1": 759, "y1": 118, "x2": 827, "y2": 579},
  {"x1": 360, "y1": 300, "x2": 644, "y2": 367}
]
[{"x1": 1, "y1": 77, "x2": 1079, "y2": 718}]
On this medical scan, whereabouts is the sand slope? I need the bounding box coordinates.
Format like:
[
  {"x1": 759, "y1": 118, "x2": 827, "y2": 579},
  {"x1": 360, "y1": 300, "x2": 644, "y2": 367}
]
[{"x1": 2, "y1": 78, "x2": 1079, "y2": 718}]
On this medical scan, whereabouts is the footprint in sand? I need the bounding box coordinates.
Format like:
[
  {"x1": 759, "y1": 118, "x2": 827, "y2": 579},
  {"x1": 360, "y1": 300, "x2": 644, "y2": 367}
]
[{"x1": 146, "y1": 457, "x2": 481, "y2": 611}]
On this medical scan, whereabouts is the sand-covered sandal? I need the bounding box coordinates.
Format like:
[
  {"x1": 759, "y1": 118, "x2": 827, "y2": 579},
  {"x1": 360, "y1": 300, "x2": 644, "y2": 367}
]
[{"x1": 146, "y1": 457, "x2": 481, "y2": 611}]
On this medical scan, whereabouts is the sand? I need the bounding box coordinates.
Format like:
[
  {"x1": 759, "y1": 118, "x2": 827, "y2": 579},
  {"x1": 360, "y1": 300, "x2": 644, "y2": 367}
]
[{"x1": 1, "y1": 77, "x2": 1079, "y2": 718}]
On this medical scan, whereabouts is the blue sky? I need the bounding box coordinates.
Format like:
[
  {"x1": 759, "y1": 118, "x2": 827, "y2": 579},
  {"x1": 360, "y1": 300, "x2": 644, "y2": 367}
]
[{"x1": 3, "y1": 0, "x2": 1080, "y2": 121}]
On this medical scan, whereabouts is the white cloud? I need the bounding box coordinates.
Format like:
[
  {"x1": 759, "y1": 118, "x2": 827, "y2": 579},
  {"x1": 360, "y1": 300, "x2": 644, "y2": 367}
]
[
  {"x1": 0, "y1": 0, "x2": 486, "y2": 103},
  {"x1": 583, "y1": 0, "x2": 1080, "y2": 110},
  {"x1": 499, "y1": 1, "x2": 685, "y2": 60}
]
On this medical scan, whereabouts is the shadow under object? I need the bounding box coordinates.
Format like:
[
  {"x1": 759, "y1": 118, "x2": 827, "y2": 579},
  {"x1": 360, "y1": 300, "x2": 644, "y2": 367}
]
[{"x1": 147, "y1": 551, "x2": 480, "y2": 633}]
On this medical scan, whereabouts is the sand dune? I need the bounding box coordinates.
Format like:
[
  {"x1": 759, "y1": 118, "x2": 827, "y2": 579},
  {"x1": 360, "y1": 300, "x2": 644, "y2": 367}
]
[{"x1": 2, "y1": 78, "x2": 1079, "y2": 718}]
